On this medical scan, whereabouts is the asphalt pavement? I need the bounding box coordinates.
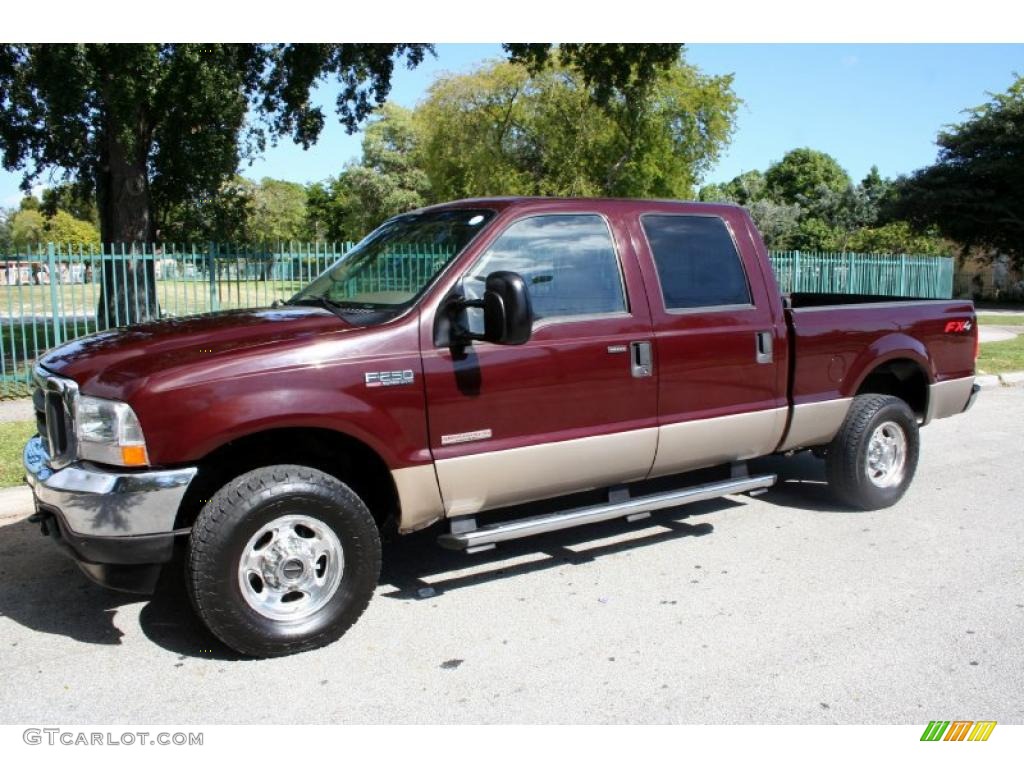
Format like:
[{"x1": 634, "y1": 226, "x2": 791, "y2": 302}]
[{"x1": 0, "y1": 386, "x2": 1021, "y2": 724}]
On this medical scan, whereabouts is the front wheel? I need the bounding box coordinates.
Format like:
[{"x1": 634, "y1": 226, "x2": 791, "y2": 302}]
[
  {"x1": 825, "y1": 394, "x2": 920, "y2": 511},
  {"x1": 187, "y1": 465, "x2": 381, "y2": 657}
]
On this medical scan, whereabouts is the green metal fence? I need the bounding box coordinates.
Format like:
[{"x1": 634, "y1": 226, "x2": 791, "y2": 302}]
[
  {"x1": 0, "y1": 243, "x2": 955, "y2": 397},
  {"x1": 770, "y1": 250, "x2": 955, "y2": 298}
]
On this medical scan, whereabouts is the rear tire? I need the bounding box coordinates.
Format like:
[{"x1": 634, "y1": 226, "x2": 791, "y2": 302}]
[
  {"x1": 825, "y1": 394, "x2": 920, "y2": 511},
  {"x1": 187, "y1": 464, "x2": 381, "y2": 657}
]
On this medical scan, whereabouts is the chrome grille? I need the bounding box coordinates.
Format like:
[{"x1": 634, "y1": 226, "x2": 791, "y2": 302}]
[{"x1": 31, "y1": 365, "x2": 79, "y2": 469}]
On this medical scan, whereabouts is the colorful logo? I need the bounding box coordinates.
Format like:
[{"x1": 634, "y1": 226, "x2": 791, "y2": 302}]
[{"x1": 920, "y1": 721, "x2": 996, "y2": 741}]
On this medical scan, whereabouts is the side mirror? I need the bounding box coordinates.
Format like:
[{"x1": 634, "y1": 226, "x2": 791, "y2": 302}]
[{"x1": 448, "y1": 270, "x2": 533, "y2": 346}]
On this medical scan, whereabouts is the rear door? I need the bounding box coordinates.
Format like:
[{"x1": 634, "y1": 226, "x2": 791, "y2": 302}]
[
  {"x1": 420, "y1": 209, "x2": 659, "y2": 516},
  {"x1": 629, "y1": 208, "x2": 788, "y2": 476}
]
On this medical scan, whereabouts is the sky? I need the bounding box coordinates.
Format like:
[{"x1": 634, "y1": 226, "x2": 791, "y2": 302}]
[{"x1": 2, "y1": 43, "x2": 1022, "y2": 206}]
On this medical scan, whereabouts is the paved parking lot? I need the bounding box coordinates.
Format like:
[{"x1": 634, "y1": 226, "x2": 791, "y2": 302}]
[{"x1": 0, "y1": 386, "x2": 1021, "y2": 724}]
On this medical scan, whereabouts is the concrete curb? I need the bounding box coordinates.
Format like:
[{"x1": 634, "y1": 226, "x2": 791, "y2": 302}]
[
  {"x1": 976, "y1": 371, "x2": 1024, "y2": 388},
  {"x1": 0, "y1": 485, "x2": 32, "y2": 520}
]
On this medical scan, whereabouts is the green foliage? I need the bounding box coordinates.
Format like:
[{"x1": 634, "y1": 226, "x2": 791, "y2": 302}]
[
  {"x1": 415, "y1": 56, "x2": 739, "y2": 201},
  {"x1": 0, "y1": 44, "x2": 434, "y2": 243},
  {"x1": 8, "y1": 208, "x2": 44, "y2": 246},
  {"x1": 701, "y1": 151, "x2": 948, "y2": 254},
  {"x1": 765, "y1": 148, "x2": 851, "y2": 205},
  {"x1": 6, "y1": 206, "x2": 99, "y2": 247},
  {"x1": 41, "y1": 182, "x2": 99, "y2": 226},
  {"x1": 842, "y1": 221, "x2": 950, "y2": 255},
  {"x1": 304, "y1": 104, "x2": 431, "y2": 241},
  {"x1": 157, "y1": 177, "x2": 253, "y2": 243},
  {"x1": 746, "y1": 199, "x2": 803, "y2": 249},
  {"x1": 502, "y1": 44, "x2": 684, "y2": 105},
  {"x1": 249, "y1": 178, "x2": 308, "y2": 243},
  {"x1": 892, "y1": 75, "x2": 1024, "y2": 269},
  {"x1": 43, "y1": 209, "x2": 100, "y2": 246}
]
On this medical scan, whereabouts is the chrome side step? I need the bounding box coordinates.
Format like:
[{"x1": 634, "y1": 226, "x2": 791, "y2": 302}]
[{"x1": 437, "y1": 473, "x2": 776, "y2": 551}]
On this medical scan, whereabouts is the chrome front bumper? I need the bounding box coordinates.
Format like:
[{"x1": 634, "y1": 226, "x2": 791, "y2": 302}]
[{"x1": 23, "y1": 435, "x2": 196, "y2": 538}]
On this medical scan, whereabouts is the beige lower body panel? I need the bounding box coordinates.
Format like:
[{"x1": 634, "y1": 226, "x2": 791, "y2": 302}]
[
  {"x1": 926, "y1": 376, "x2": 975, "y2": 423},
  {"x1": 435, "y1": 428, "x2": 658, "y2": 517},
  {"x1": 391, "y1": 464, "x2": 446, "y2": 533},
  {"x1": 777, "y1": 397, "x2": 853, "y2": 451},
  {"x1": 649, "y1": 407, "x2": 789, "y2": 478}
]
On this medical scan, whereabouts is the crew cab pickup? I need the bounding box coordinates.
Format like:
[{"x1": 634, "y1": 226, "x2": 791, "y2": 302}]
[{"x1": 23, "y1": 198, "x2": 979, "y2": 656}]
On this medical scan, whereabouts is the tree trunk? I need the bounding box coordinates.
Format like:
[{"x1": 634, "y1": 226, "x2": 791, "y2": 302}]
[{"x1": 95, "y1": 118, "x2": 160, "y2": 329}]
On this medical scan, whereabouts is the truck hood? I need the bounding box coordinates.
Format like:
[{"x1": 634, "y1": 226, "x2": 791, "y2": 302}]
[{"x1": 39, "y1": 306, "x2": 353, "y2": 397}]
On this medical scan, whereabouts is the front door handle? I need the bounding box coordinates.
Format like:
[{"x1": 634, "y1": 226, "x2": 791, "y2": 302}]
[
  {"x1": 755, "y1": 331, "x2": 773, "y2": 364},
  {"x1": 630, "y1": 341, "x2": 653, "y2": 378}
]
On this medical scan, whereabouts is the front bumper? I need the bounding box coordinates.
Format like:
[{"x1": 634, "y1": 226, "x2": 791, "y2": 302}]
[{"x1": 23, "y1": 435, "x2": 197, "y2": 592}]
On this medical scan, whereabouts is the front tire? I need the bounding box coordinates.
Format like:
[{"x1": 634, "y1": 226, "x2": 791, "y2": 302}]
[
  {"x1": 187, "y1": 465, "x2": 381, "y2": 657},
  {"x1": 825, "y1": 394, "x2": 920, "y2": 511}
]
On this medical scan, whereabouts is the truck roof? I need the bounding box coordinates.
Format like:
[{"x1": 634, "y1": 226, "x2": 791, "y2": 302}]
[{"x1": 414, "y1": 196, "x2": 746, "y2": 217}]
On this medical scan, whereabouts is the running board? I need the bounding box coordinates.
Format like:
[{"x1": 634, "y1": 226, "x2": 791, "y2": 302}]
[{"x1": 437, "y1": 473, "x2": 776, "y2": 551}]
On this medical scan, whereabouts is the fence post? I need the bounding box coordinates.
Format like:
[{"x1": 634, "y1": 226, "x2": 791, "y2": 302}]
[
  {"x1": 46, "y1": 242, "x2": 62, "y2": 347},
  {"x1": 899, "y1": 254, "x2": 907, "y2": 296},
  {"x1": 793, "y1": 250, "x2": 801, "y2": 292},
  {"x1": 207, "y1": 241, "x2": 220, "y2": 312}
]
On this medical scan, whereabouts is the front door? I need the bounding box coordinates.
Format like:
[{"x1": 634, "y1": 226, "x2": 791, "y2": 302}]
[{"x1": 421, "y1": 211, "x2": 658, "y2": 517}]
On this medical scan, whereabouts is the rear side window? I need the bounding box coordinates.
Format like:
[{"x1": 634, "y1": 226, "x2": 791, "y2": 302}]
[{"x1": 641, "y1": 214, "x2": 752, "y2": 310}]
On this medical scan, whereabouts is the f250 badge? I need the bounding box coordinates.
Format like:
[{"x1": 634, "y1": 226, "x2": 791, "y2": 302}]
[{"x1": 365, "y1": 370, "x2": 415, "y2": 388}]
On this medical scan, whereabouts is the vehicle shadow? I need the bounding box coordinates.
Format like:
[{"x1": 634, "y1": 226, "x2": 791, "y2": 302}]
[
  {"x1": 378, "y1": 498, "x2": 728, "y2": 601},
  {"x1": 0, "y1": 497, "x2": 732, "y2": 659},
  {"x1": 0, "y1": 516, "x2": 142, "y2": 646},
  {"x1": 749, "y1": 452, "x2": 853, "y2": 513}
]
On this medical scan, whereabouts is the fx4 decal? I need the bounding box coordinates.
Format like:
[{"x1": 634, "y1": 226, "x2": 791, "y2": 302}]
[{"x1": 944, "y1": 319, "x2": 973, "y2": 333}]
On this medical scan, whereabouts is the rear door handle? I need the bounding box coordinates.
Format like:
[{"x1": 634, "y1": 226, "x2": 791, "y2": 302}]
[
  {"x1": 630, "y1": 341, "x2": 653, "y2": 378},
  {"x1": 755, "y1": 331, "x2": 773, "y2": 364}
]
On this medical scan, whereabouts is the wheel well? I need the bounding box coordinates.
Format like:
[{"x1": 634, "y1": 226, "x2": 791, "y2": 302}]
[
  {"x1": 174, "y1": 427, "x2": 399, "y2": 532},
  {"x1": 855, "y1": 358, "x2": 929, "y2": 419}
]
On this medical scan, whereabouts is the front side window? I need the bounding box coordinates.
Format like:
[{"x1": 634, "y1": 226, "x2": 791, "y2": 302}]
[
  {"x1": 464, "y1": 214, "x2": 627, "y2": 323},
  {"x1": 291, "y1": 209, "x2": 495, "y2": 313},
  {"x1": 641, "y1": 214, "x2": 752, "y2": 310}
]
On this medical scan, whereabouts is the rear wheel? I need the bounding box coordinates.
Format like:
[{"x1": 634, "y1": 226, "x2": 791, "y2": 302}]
[
  {"x1": 187, "y1": 464, "x2": 381, "y2": 657},
  {"x1": 825, "y1": 394, "x2": 920, "y2": 510}
]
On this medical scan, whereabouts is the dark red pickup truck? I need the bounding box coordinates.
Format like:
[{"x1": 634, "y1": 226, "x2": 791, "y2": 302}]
[{"x1": 24, "y1": 198, "x2": 979, "y2": 656}]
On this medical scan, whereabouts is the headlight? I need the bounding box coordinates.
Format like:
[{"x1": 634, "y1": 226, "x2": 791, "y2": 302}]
[{"x1": 75, "y1": 395, "x2": 149, "y2": 467}]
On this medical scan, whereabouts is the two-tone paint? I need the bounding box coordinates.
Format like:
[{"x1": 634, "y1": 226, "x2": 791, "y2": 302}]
[{"x1": 38, "y1": 198, "x2": 978, "y2": 534}]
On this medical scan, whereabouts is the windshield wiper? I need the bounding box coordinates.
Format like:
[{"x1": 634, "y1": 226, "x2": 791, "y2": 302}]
[{"x1": 288, "y1": 296, "x2": 350, "y2": 321}]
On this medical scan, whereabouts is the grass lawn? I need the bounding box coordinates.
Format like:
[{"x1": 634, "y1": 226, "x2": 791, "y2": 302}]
[
  {"x1": 0, "y1": 419, "x2": 34, "y2": 487},
  {"x1": 977, "y1": 334, "x2": 1024, "y2": 375},
  {"x1": 978, "y1": 314, "x2": 1024, "y2": 326}
]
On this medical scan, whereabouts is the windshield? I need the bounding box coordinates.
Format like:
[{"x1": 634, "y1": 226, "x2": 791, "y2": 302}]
[{"x1": 289, "y1": 208, "x2": 495, "y2": 312}]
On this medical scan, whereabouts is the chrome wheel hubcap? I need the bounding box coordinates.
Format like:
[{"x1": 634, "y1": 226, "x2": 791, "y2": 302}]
[
  {"x1": 865, "y1": 421, "x2": 907, "y2": 488},
  {"x1": 238, "y1": 514, "x2": 344, "y2": 621}
]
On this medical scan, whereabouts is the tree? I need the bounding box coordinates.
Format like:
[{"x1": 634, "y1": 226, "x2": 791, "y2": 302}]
[
  {"x1": 0, "y1": 206, "x2": 13, "y2": 253},
  {"x1": 249, "y1": 178, "x2": 308, "y2": 244},
  {"x1": 844, "y1": 221, "x2": 950, "y2": 256},
  {"x1": 157, "y1": 176, "x2": 253, "y2": 244},
  {"x1": 892, "y1": 75, "x2": 1024, "y2": 268},
  {"x1": 747, "y1": 199, "x2": 803, "y2": 249},
  {"x1": 8, "y1": 208, "x2": 44, "y2": 246},
  {"x1": 415, "y1": 55, "x2": 738, "y2": 201},
  {"x1": 41, "y1": 182, "x2": 99, "y2": 226},
  {"x1": 43, "y1": 209, "x2": 100, "y2": 246},
  {"x1": 765, "y1": 148, "x2": 851, "y2": 205},
  {"x1": 0, "y1": 43, "x2": 433, "y2": 324},
  {"x1": 307, "y1": 104, "x2": 431, "y2": 240}
]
